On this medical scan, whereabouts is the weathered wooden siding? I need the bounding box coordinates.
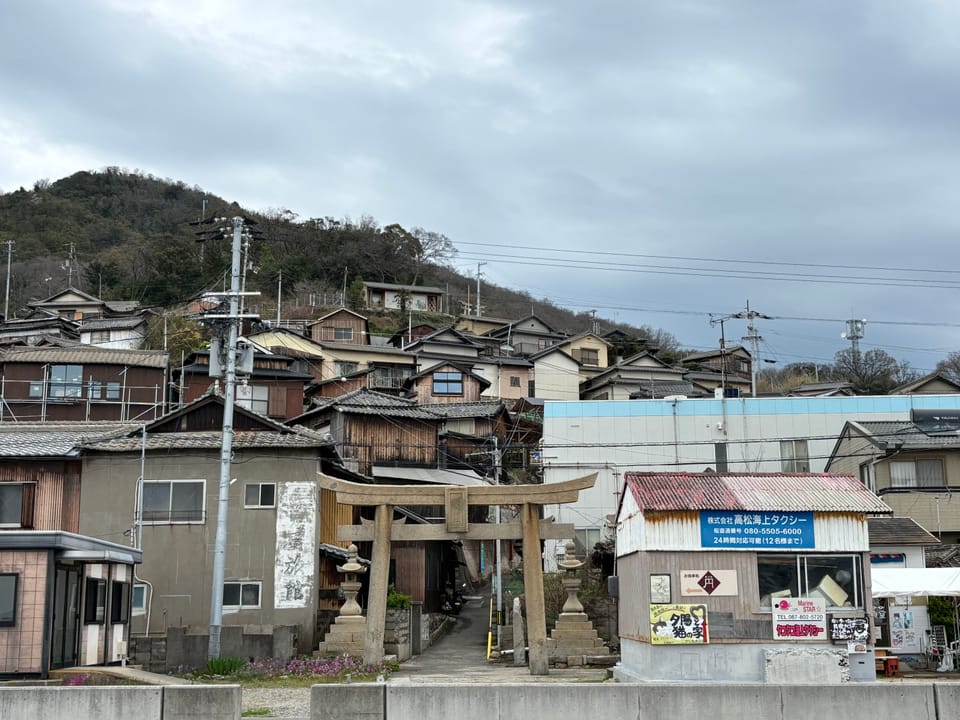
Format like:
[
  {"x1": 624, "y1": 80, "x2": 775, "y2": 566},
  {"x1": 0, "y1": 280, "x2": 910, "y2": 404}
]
[
  {"x1": 392, "y1": 542, "x2": 426, "y2": 604},
  {"x1": 338, "y1": 417, "x2": 437, "y2": 475},
  {"x1": 0, "y1": 461, "x2": 80, "y2": 532},
  {"x1": 310, "y1": 313, "x2": 366, "y2": 345}
]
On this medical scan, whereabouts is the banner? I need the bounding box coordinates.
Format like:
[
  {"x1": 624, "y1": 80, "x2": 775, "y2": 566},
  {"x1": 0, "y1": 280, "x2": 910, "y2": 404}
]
[{"x1": 772, "y1": 597, "x2": 826, "y2": 640}]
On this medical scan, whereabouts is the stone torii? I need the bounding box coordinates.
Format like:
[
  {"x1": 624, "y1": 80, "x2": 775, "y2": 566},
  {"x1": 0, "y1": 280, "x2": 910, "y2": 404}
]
[{"x1": 317, "y1": 471, "x2": 596, "y2": 675}]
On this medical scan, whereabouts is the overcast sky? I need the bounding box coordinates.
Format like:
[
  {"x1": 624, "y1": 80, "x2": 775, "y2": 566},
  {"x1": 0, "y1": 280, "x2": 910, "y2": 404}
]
[{"x1": 3, "y1": 0, "x2": 960, "y2": 373}]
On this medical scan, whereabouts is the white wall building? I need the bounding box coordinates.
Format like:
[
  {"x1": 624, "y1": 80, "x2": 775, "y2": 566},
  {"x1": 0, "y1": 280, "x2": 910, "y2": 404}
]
[{"x1": 541, "y1": 394, "x2": 960, "y2": 569}]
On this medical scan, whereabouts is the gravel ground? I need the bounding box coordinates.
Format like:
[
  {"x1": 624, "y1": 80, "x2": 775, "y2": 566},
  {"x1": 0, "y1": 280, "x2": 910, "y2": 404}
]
[{"x1": 242, "y1": 686, "x2": 312, "y2": 719}]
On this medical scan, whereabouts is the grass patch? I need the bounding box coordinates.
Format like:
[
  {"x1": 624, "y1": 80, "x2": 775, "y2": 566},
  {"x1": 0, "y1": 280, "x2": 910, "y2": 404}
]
[{"x1": 242, "y1": 708, "x2": 272, "y2": 717}]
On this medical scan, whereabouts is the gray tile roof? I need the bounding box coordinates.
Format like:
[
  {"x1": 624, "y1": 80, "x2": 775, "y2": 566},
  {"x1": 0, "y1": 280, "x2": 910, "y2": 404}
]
[
  {"x1": 868, "y1": 517, "x2": 940, "y2": 545},
  {"x1": 79, "y1": 316, "x2": 148, "y2": 331},
  {"x1": 0, "y1": 423, "x2": 131, "y2": 457},
  {"x1": 84, "y1": 429, "x2": 331, "y2": 452},
  {"x1": 305, "y1": 389, "x2": 440, "y2": 420},
  {"x1": 1, "y1": 346, "x2": 168, "y2": 368},
  {"x1": 420, "y1": 401, "x2": 506, "y2": 419},
  {"x1": 855, "y1": 420, "x2": 960, "y2": 449}
]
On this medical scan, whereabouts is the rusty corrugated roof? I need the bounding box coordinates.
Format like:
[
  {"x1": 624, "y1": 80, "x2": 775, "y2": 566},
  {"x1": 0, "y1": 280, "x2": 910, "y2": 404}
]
[
  {"x1": 623, "y1": 472, "x2": 891, "y2": 514},
  {"x1": 1, "y1": 345, "x2": 168, "y2": 368}
]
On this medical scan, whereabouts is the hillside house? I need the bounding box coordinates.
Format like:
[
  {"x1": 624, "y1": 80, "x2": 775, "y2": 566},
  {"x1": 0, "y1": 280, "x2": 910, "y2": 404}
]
[
  {"x1": 362, "y1": 282, "x2": 444, "y2": 312},
  {"x1": 305, "y1": 308, "x2": 370, "y2": 346}
]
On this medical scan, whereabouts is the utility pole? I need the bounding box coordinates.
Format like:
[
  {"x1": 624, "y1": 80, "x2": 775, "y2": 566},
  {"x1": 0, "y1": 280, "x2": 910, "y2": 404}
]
[
  {"x1": 3, "y1": 239, "x2": 13, "y2": 321},
  {"x1": 739, "y1": 301, "x2": 771, "y2": 397},
  {"x1": 192, "y1": 215, "x2": 261, "y2": 660},
  {"x1": 475, "y1": 262, "x2": 486, "y2": 317},
  {"x1": 276, "y1": 270, "x2": 282, "y2": 325}
]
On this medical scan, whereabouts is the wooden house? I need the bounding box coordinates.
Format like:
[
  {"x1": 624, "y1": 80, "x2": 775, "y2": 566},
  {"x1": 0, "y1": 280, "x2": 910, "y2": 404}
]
[{"x1": 306, "y1": 308, "x2": 370, "y2": 346}]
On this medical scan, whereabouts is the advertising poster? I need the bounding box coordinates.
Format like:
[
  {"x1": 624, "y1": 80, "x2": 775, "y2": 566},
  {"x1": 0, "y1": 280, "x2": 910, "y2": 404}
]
[
  {"x1": 772, "y1": 597, "x2": 827, "y2": 640},
  {"x1": 680, "y1": 570, "x2": 738, "y2": 597},
  {"x1": 650, "y1": 603, "x2": 709, "y2": 645}
]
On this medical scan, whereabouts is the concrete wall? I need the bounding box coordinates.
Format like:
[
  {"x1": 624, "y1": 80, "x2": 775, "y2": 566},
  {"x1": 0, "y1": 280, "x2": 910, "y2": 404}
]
[
  {"x1": 310, "y1": 683, "x2": 948, "y2": 720},
  {"x1": 0, "y1": 685, "x2": 240, "y2": 720},
  {"x1": 130, "y1": 625, "x2": 297, "y2": 673}
]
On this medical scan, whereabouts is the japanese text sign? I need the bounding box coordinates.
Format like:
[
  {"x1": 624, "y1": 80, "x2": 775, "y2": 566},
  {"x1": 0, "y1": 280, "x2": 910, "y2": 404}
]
[
  {"x1": 772, "y1": 597, "x2": 827, "y2": 641},
  {"x1": 650, "y1": 604, "x2": 709, "y2": 645},
  {"x1": 700, "y1": 511, "x2": 815, "y2": 549}
]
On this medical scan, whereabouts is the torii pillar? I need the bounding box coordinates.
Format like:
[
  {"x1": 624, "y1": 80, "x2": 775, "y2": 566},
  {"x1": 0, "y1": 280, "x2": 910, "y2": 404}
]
[{"x1": 318, "y1": 472, "x2": 596, "y2": 676}]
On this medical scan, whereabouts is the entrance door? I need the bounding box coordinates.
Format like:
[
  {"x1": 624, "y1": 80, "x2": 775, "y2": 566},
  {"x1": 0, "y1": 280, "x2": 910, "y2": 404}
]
[{"x1": 51, "y1": 565, "x2": 81, "y2": 668}]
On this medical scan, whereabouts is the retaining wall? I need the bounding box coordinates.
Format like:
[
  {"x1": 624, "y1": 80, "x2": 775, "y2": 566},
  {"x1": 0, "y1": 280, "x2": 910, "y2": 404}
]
[
  {"x1": 0, "y1": 684, "x2": 241, "y2": 720},
  {"x1": 311, "y1": 682, "x2": 950, "y2": 720}
]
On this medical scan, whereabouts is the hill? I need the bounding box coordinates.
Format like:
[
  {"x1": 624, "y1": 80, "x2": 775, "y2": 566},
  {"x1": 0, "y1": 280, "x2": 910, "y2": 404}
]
[{"x1": 0, "y1": 168, "x2": 677, "y2": 353}]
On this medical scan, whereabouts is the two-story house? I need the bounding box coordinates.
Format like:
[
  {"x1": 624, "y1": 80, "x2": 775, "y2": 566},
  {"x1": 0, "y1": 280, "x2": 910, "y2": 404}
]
[
  {"x1": 826, "y1": 410, "x2": 960, "y2": 543},
  {"x1": 0, "y1": 423, "x2": 142, "y2": 677},
  {"x1": 362, "y1": 282, "x2": 444, "y2": 312},
  {"x1": 0, "y1": 346, "x2": 169, "y2": 423}
]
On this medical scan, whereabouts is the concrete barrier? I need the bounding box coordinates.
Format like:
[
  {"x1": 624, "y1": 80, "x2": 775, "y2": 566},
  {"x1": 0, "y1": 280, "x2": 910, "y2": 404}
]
[
  {"x1": 0, "y1": 685, "x2": 241, "y2": 720},
  {"x1": 311, "y1": 682, "x2": 960, "y2": 720}
]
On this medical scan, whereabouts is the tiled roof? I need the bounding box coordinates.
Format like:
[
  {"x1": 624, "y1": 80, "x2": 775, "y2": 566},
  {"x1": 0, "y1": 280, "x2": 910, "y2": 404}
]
[
  {"x1": 855, "y1": 420, "x2": 960, "y2": 449},
  {"x1": 868, "y1": 517, "x2": 940, "y2": 545},
  {"x1": 420, "y1": 401, "x2": 506, "y2": 419},
  {"x1": 1, "y1": 346, "x2": 168, "y2": 368},
  {"x1": 296, "y1": 388, "x2": 440, "y2": 421},
  {"x1": 79, "y1": 316, "x2": 147, "y2": 331},
  {"x1": 84, "y1": 429, "x2": 330, "y2": 452},
  {"x1": 623, "y1": 472, "x2": 891, "y2": 514},
  {"x1": 0, "y1": 423, "x2": 131, "y2": 457}
]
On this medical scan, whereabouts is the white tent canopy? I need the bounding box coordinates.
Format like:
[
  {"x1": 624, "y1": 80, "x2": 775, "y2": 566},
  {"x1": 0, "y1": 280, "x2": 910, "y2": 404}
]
[{"x1": 872, "y1": 568, "x2": 960, "y2": 598}]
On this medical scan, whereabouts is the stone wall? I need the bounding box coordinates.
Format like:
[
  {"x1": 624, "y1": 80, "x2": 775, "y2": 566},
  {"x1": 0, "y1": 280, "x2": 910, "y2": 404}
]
[
  {"x1": 129, "y1": 626, "x2": 298, "y2": 673},
  {"x1": 384, "y1": 608, "x2": 411, "y2": 661},
  {"x1": 0, "y1": 685, "x2": 240, "y2": 720}
]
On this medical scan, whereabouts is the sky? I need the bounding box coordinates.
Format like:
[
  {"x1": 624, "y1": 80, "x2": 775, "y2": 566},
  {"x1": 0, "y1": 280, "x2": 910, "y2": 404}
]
[{"x1": 3, "y1": 0, "x2": 960, "y2": 374}]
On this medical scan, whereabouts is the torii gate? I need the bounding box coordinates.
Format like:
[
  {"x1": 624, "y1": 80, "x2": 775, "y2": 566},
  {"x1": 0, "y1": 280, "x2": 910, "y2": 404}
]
[{"x1": 317, "y1": 471, "x2": 596, "y2": 675}]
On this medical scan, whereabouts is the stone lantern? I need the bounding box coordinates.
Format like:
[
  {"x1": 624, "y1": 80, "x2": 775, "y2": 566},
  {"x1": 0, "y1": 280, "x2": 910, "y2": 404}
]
[
  {"x1": 317, "y1": 544, "x2": 368, "y2": 657},
  {"x1": 546, "y1": 539, "x2": 610, "y2": 664}
]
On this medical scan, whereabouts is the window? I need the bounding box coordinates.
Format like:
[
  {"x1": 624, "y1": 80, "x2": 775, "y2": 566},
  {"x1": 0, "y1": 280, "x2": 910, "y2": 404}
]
[
  {"x1": 573, "y1": 528, "x2": 601, "y2": 560},
  {"x1": 110, "y1": 581, "x2": 130, "y2": 624},
  {"x1": 0, "y1": 483, "x2": 34, "y2": 528},
  {"x1": 223, "y1": 581, "x2": 261, "y2": 611},
  {"x1": 244, "y1": 482, "x2": 276, "y2": 508},
  {"x1": 142, "y1": 480, "x2": 205, "y2": 522},
  {"x1": 780, "y1": 439, "x2": 810, "y2": 472},
  {"x1": 132, "y1": 584, "x2": 147, "y2": 616},
  {"x1": 90, "y1": 330, "x2": 111, "y2": 344},
  {"x1": 84, "y1": 578, "x2": 106, "y2": 624},
  {"x1": 335, "y1": 361, "x2": 358, "y2": 376},
  {"x1": 333, "y1": 327, "x2": 353, "y2": 341},
  {"x1": 88, "y1": 380, "x2": 103, "y2": 399},
  {"x1": 28, "y1": 381, "x2": 43, "y2": 398},
  {"x1": 0, "y1": 574, "x2": 17, "y2": 626},
  {"x1": 236, "y1": 384, "x2": 269, "y2": 415},
  {"x1": 432, "y1": 371, "x2": 463, "y2": 395},
  {"x1": 714, "y1": 443, "x2": 729, "y2": 472},
  {"x1": 510, "y1": 376, "x2": 521, "y2": 388},
  {"x1": 106, "y1": 382, "x2": 121, "y2": 400},
  {"x1": 49, "y1": 364, "x2": 83, "y2": 398},
  {"x1": 890, "y1": 459, "x2": 945, "y2": 488},
  {"x1": 579, "y1": 348, "x2": 599, "y2": 366},
  {"x1": 758, "y1": 554, "x2": 862, "y2": 609}
]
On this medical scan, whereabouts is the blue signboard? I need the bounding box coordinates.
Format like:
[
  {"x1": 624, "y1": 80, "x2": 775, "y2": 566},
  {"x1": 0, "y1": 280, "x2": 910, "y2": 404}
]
[{"x1": 699, "y1": 511, "x2": 815, "y2": 549}]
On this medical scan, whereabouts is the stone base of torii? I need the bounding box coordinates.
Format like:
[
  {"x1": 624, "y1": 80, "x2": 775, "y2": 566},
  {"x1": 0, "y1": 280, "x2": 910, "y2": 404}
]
[{"x1": 317, "y1": 472, "x2": 596, "y2": 676}]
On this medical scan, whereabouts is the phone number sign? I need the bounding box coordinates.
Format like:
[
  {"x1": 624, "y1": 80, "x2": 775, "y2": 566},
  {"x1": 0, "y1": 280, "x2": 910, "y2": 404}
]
[{"x1": 699, "y1": 511, "x2": 815, "y2": 549}]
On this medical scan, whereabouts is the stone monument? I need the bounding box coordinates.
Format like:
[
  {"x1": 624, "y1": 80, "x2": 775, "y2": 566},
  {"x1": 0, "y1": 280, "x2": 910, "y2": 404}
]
[
  {"x1": 546, "y1": 540, "x2": 610, "y2": 665},
  {"x1": 317, "y1": 544, "x2": 368, "y2": 657}
]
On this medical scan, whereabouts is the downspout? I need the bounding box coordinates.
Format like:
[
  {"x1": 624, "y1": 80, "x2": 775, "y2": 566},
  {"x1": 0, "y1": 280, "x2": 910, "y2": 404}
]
[{"x1": 133, "y1": 424, "x2": 154, "y2": 636}]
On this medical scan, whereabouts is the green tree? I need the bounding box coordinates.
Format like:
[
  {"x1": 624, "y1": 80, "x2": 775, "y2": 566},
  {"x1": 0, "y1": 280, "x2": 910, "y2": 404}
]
[
  {"x1": 832, "y1": 348, "x2": 916, "y2": 394},
  {"x1": 142, "y1": 312, "x2": 206, "y2": 365},
  {"x1": 346, "y1": 277, "x2": 365, "y2": 311}
]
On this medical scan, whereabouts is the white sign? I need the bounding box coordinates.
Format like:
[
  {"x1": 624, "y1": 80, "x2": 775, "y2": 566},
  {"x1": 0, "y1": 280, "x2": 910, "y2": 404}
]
[
  {"x1": 680, "y1": 570, "x2": 738, "y2": 596},
  {"x1": 274, "y1": 482, "x2": 316, "y2": 609},
  {"x1": 772, "y1": 597, "x2": 827, "y2": 641}
]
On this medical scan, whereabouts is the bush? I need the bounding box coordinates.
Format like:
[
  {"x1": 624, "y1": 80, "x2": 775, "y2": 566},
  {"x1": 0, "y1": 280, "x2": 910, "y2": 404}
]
[
  {"x1": 387, "y1": 584, "x2": 411, "y2": 609},
  {"x1": 204, "y1": 656, "x2": 247, "y2": 676}
]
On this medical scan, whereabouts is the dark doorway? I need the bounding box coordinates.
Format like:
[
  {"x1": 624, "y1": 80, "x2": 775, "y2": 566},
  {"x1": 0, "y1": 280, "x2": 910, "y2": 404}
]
[{"x1": 51, "y1": 565, "x2": 81, "y2": 668}]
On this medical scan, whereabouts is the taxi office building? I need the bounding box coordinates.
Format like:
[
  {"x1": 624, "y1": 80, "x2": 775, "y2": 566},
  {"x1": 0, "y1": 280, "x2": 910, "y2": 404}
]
[{"x1": 614, "y1": 472, "x2": 891, "y2": 683}]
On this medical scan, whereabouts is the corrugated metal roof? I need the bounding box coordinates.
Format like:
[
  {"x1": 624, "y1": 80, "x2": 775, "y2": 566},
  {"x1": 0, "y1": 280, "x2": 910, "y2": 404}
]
[
  {"x1": 79, "y1": 316, "x2": 147, "y2": 331},
  {"x1": 868, "y1": 516, "x2": 940, "y2": 545},
  {"x1": 623, "y1": 472, "x2": 891, "y2": 514},
  {"x1": 247, "y1": 330, "x2": 325, "y2": 357},
  {"x1": 1, "y1": 346, "x2": 168, "y2": 368}
]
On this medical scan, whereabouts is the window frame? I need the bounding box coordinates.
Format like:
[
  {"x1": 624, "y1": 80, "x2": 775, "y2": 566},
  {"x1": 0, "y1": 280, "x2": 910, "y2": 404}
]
[
  {"x1": 236, "y1": 384, "x2": 269, "y2": 415},
  {"x1": 509, "y1": 376, "x2": 521, "y2": 388},
  {"x1": 142, "y1": 479, "x2": 206, "y2": 524},
  {"x1": 90, "y1": 330, "x2": 111, "y2": 344},
  {"x1": 49, "y1": 364, "x2": 84, "y2": 399},
  {"x1": 110, "y1": 581, "x2": 130, "y2": 624},
  {"x1": 0, "y1": 574, "x2": 18, "y2": 627},
  {"x1": 573, "y1": 528, "x2": 601, "y2": 560},
  {"x1": 757, "y1": 553, "x2": 863, "y2": 611},
  {"x1": 244, "y1": 482, "x2": 276, "y2": 509},
  {"x1": 84, "y1": 577, "x2": 107, "y2": 625},
  {"x1": 132, "y1": 583, "x2": 147, "y2": 616},
  {"x1": 222, "y1": 580, "x2": 262, "y2": 612},
  {"x1": 432, "y1": 371, "x2": 464, "y2": 396},
  {"x1": 780, "y1": 439, "x2": 810, "y2": 473},
  {"x1": 0, "y1": 482, "x2": 35, "y2": 529},
  {"x1": 333, "y1": 327, "x2": 353, "y2": 341},
  {"x1": 105, "y1": 381, "x2": 121, "y2": 400},
  {"x1": 889, "y1": 458, "x2": 945, "y2": 489}
]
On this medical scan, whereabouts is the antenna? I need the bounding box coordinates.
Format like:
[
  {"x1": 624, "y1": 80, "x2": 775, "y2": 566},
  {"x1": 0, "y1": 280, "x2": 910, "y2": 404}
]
[{"x1": 842, "y1": 319, "x2": 866, "y2": 356}]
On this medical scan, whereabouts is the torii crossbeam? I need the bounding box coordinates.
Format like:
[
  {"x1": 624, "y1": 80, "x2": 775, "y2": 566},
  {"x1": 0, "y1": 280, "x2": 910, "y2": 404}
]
[{"x1": 317, "y1": 472, "x2": 596, "y2": 675}]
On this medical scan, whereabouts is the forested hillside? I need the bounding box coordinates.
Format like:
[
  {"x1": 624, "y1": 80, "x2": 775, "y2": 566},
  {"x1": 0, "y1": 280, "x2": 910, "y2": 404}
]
[{"x1": 0, "y1": 168, "x2": 675, "y2": 350}]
